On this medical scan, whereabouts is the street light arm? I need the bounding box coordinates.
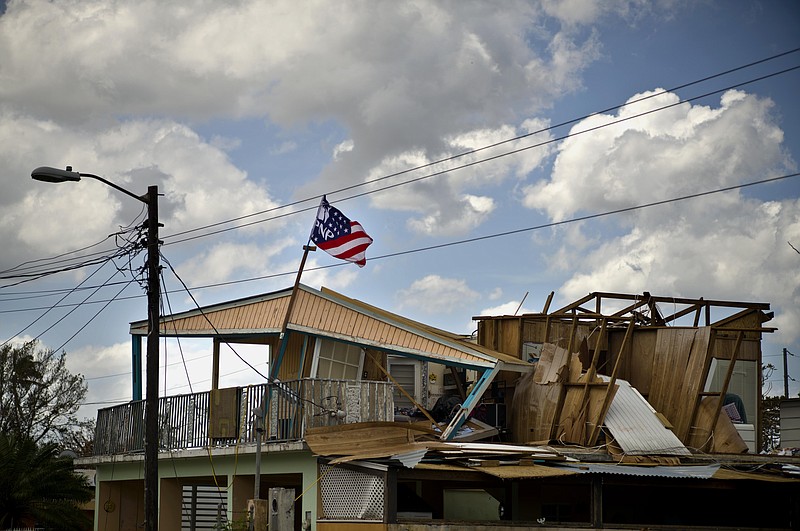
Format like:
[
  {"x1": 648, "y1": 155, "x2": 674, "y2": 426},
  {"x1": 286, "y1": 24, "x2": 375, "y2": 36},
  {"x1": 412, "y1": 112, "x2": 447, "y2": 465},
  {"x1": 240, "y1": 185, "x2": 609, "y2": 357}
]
[
  {"x1": 80, "y1": 173, "x2": 149, "y2": 204},
  {"x1": 31, "y1": 165, "x2": 149, "y2": 204}
]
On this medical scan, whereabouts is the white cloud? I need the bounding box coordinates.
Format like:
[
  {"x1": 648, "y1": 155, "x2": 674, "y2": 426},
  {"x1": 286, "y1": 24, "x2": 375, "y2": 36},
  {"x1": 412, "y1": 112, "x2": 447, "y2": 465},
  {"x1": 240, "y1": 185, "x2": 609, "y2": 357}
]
[
  {"x1": 175, "y1": 241, "x2": 294, "y2": 287},
  {"x1": 525, "y1": 88, "x2": 799, "y2": 344},
  {"x1": 67, "y1": 341, "x2": 132, "y2": 419},
  {"x1": 406, "y1": 194, "x2": 496, "y2": 236},
  {"x1": 333, "y1": 140, "x2": 354, "y2": 160},
  {"x1": 397, "y1": 275, "x2": 480, "y2": 315},
  {"x1": 522, "y1": 89, "x2": 791, "y2": 221},
  {"x1": 478, "y1": 300, "x2": 538, "y2": 318},
  {"x1": 0, "y1": 0, "x2": 603, "y2": 244},
  {"x1": 542, "y1": 0, "x2": 602, "y2": 26},
  {"x1": 368, "y1": 121, "x2": 555, "y2": 235},
  {"x1": 0, "y1": 112, "x2": 284, "y2": 269},
  {"x1": 0, "y1": 1, "x2": 599, "y2": 125},
  {"x1": 270, "y1": 141, "x2": 297, "y2": 156}
]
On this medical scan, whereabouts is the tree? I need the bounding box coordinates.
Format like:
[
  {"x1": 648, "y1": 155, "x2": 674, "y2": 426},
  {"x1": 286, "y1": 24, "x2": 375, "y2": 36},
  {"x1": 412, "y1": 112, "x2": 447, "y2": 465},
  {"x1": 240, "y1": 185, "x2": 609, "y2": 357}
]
[
  {"x1": 0, "y1": 434, "x2": 93, "y2": 530},
  {"x1": 760, "y1": 362, "x2": 782, "y2": 451},
  {"x1": 0, "y1": 340, "x2": 90, "y2": 448}
]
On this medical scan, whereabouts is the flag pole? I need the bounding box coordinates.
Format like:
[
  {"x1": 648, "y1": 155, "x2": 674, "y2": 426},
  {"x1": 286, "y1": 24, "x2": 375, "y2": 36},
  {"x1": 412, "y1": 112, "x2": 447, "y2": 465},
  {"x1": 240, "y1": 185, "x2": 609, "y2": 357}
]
[
  {"x1": 257, "y1": 243, "x2": 314, "y2": 505},
  {"x1": 273, "y1": 243, "x2": 315, "y2": 378},
  {"x1": 273, "y1": 196, "x2": 329, "y2": 381},
  {"x1": 280, "y1": 243, "x2": 315, "y2": 339}
]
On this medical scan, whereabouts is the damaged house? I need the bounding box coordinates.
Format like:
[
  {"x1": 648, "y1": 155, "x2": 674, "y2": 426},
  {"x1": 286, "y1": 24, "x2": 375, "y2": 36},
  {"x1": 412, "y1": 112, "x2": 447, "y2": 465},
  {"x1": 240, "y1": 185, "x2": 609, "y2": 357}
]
[{"x1": 78, "y1": 286, "x2": 800, "y2": 530}]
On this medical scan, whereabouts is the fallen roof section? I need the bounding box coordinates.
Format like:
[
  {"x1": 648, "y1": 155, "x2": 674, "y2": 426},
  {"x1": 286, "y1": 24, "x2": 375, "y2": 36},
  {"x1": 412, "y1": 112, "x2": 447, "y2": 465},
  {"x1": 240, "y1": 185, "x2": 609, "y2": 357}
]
[{"x1": 602, "y1": 377, "x2": 690, "y2": 456}]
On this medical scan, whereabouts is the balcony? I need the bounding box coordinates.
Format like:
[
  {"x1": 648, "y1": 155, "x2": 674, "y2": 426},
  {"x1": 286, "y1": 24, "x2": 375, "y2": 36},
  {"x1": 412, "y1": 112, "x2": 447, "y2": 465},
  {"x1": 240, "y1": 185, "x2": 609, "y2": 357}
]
[{"x1": 93, "y1": 378, "x2": 395, "y2": 456}]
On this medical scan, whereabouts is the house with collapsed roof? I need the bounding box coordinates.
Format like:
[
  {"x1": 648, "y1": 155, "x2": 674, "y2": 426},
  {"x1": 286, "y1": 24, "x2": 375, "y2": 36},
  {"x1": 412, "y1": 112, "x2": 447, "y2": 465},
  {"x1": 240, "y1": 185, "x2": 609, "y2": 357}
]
[{"x1": 77, "y1": 285, "x2": 800, "y2": 530}]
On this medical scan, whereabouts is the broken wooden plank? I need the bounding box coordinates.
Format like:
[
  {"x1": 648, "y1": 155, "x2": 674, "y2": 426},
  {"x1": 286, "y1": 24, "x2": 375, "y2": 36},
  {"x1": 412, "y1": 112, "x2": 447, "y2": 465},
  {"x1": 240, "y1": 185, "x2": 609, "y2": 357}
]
[
  {"x1": 686, "y1": 396, "x2": 748, "y2": 454},
  {"x1": 587, "y1": 319, "x2": 633, "y2": 446}
]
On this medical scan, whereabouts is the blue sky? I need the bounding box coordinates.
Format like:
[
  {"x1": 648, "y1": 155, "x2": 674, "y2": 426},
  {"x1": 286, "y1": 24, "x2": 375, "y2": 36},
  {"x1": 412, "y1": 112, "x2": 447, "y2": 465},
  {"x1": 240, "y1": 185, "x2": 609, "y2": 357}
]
[{"x1": 1, "y1": 0, "x2": 798, "y2": 420}]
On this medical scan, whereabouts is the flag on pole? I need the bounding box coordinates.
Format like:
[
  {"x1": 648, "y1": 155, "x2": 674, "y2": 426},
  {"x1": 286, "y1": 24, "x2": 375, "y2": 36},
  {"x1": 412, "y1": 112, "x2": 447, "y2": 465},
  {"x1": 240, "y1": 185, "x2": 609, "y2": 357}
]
[{"x1": 310, "y1": 196, "x2": 373, "y2": 267}]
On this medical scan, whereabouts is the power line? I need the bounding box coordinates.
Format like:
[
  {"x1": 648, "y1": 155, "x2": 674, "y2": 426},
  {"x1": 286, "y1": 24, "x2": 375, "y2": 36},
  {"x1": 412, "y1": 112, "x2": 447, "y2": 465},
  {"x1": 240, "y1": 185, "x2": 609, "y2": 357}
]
[
  {"x1": 5, "y1": 60, "x2": 797, "y2": 295},
  {"x1": 5, "y1": 48, "x2": 798, "y2": 278},
  {"x1": 160, "y1": 252, "x2": 269, "y2": 381},
  {"x1": 52, "y1": 276, "x2": 138, "y2": 353},
  {"x1": 1, "y1": 258, "x2": 115, "y2": 348},
  {"x1": 0, "y1": 233, "x2": 118, "y2": 276},
  {"x1": 9, "y1": 172, "x2": 800, "y2": 390},
  {"x1": 161, "y1": 63, "x2": 800, "y2": 247},
  {"x1": 3, "y1": 57, "x2": 798, "y2": 354},
  {"x1": 0, "y1": 214, "x2": 146, "y2": 286},
  {"x1": 1, "y1": 225, "x2": 146, "y2": 349},
  {"x1": 3, "y1": 171, "x2": 797, "y2": 320},
  {"x1": 160, "y1": 47, "x2": 800, "y2": 242},
  {"x1": 160, "y1": 269, "x2": 194, "y2": 395}
]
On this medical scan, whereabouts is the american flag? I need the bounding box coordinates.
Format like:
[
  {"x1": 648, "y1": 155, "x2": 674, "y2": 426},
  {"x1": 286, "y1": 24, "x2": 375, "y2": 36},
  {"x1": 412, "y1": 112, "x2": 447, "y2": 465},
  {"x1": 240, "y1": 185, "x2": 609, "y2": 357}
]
[{"x1": 310, "y1": 196, "x2": 373, "y2": 267}]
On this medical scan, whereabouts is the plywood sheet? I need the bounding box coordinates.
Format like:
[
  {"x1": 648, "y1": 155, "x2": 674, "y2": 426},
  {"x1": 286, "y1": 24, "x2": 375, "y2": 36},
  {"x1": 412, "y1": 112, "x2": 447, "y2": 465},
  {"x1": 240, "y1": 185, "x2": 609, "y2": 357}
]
[
  {"x1": 511, "y1": 345, "x2": 567, "y2": 443},
  {"x1": 608, "y1": 328, "x2": 657, "y2": 395},
  {"x1": 305, "y1": 422, "x2": 434, "y2": 457},
  {"x1": 209, "y1": 387, "x2": 239, "y2": 439},
  {"x1": 476, "y1": 464, "x2": 580, "y2": 479},
  {"x1": 557, "y1": 374, "x2": 612, "y2": 445},
  {"x1": 686, "y1": 396, "x2": 748, "y2": 454},
  {"x1": 647, "y1": 327, "x2": 711, "y2": 441}
]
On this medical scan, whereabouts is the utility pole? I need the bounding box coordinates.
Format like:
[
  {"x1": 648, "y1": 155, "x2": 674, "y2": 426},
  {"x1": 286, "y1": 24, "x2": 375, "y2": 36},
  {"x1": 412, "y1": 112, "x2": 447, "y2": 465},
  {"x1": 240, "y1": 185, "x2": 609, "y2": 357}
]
[
  {"x1": 144, "y1": 185, "x2": 161, "y2": 531},
  {"x1": 784, "y1": 347, "x2": 789, "y2": 399},
  {"x1": 31, "y1": 167, "x2": 162, "y2": 531}
]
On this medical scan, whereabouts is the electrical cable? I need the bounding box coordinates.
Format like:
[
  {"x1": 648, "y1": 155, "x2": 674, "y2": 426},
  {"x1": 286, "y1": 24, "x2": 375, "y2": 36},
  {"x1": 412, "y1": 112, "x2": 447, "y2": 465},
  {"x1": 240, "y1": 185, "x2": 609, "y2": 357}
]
[
  {"x1": 2, "y1": 170, "x2": 797, "y2": 323},
  {"x1": 0, "y1": 257, "x2": 115, "y2": 348},
  {"x1": 4, "y1": 48, "x2": 798, "y2": 278},
  {"x1": 4, "y1": 55, "x2": 798, "y2": 372},
  {"x1": 6, "y1": 222, "x2": 146, "y2": 350},
  {"x1": 0, "y1": 209, "x2": 146, "y2": 282},
  {"x1": 161, "y1": 47, "x2": 800, "y2": 242},
  {"x1": 161, "y1": 272, "x2": 194, "y2": 395},
  {"x1": 51, "y1": 276, "x2": 138, "y2": 353},
  {"x1": 0, "y1": 233, "x2": 118, "y2": 276},
  {"x1": 160, "y1": 252, "x2": 269, "y2": 381},
  {"x1": 30, "y1": 257, "x2": 139, "y2": 348},
  {"x1": 161, "y1": 63, "x2": 800, "y2": 248}
]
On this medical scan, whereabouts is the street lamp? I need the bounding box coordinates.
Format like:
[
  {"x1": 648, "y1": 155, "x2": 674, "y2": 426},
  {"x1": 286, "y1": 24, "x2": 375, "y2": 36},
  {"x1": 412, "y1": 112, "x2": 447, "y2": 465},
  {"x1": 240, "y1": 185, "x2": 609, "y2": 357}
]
[{"x1": 31, "y1": 165, "x2": 162, "y2": 531}]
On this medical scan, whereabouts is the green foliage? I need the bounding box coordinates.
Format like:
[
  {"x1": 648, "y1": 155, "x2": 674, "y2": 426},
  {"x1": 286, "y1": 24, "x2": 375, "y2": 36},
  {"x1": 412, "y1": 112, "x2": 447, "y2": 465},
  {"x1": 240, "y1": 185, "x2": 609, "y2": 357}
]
[
  {"x1": 761, "y1": 395, "x2": 782, "y2": 452},
  {"x1": 0, "y1": 434, "x2": 93, "y2": 530},
  {"x1": 760, "y1": 363, "x2": 782, "y2": 451},
  {"x1": 0, "y1": 340, "x2": 92, "y2": 451},
  {"x1": 216, "y1": 513, "x2": 252, "y2": 531}
]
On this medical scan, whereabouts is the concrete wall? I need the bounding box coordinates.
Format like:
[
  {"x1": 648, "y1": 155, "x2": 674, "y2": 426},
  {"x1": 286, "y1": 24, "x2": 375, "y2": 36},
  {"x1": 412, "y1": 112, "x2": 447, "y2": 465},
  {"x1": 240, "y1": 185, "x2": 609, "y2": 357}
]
[
  {"x1": 781, "y1": 398, "x2": 800, "y2": 448},
  {"x1": 92, "y1": 446, "x2": 317, "y2": 530}
]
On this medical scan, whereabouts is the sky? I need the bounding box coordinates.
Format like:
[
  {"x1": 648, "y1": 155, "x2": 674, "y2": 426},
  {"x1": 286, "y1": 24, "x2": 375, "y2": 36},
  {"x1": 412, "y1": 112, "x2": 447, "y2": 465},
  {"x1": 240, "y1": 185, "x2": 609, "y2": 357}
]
[{"x1": 0, "y1": 0, "x2": 798, "y2": 423}]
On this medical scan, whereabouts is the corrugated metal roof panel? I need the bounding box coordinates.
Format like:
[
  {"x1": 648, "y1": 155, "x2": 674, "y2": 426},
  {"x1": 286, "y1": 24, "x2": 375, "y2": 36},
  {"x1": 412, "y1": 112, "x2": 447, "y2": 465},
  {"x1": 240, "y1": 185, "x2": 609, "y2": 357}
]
[
  {"x1": 556, "y1": 462, "x2": 719, "y2": 479},
  {"x1": 602, "y1": 377, "x2": 691, "y2": 456}
]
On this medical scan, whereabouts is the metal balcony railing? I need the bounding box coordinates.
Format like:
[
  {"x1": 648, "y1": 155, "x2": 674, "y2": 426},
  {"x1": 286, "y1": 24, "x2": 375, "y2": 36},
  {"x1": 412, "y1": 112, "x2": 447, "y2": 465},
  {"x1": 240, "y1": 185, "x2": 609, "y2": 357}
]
[{"x1": 93, "y1": 378, "x2": 394, "y2": 456}]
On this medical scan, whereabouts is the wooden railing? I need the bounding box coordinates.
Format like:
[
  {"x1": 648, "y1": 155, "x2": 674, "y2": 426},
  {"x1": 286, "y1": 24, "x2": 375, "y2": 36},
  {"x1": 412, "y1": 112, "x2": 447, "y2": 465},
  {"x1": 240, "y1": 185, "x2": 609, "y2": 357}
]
[{"x1": 93, "y1": 378, "x2": 394, "y2": 456}]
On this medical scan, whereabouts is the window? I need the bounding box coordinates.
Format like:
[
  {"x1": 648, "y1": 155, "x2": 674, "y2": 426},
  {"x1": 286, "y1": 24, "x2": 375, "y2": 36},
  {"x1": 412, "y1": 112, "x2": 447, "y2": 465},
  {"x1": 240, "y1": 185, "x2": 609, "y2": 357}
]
[
  {"x1": 388, "y1": 357, "x2": 421, "y2": 409},
  {"x1": 313, "y1": 338, "x2": 363, "y2": 380},
  {"x1": 182, "y1": 484, "x2": 227, "y2": 530}
]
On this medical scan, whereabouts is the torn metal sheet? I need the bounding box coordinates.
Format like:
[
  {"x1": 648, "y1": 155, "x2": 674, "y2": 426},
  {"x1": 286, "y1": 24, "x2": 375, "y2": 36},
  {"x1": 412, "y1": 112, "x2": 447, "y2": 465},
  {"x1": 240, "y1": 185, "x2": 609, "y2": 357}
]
[{"x1": 601, "y1": 376, "x2": 691, "y2": 456}]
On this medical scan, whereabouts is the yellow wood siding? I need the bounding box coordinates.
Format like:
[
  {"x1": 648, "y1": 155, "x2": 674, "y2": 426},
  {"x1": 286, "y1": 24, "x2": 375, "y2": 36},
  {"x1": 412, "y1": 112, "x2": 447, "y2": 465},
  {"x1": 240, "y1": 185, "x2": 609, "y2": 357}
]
[{"x1": 133, "y1": 287, "x2": 518, "y2": 368}]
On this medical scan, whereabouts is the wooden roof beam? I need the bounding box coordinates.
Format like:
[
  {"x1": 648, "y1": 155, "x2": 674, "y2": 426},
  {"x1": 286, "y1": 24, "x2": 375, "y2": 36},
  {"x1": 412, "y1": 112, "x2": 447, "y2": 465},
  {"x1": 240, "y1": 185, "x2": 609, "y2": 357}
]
[
  {"x1": 552, "y1": 292, "x2": 599, "y2": 314},
  {"x1": 573, "y1": 292, "x2": 770, "y2": 311}
]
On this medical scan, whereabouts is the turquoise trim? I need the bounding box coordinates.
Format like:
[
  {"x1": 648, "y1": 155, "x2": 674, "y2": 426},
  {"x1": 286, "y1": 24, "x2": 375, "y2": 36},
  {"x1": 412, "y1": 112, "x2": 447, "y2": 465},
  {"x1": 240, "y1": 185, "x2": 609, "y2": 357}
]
[
  {"x1": 132, "y1": 336, "x2": 142, "y2": 401},
  {"x1": 442, "y1": 363, "x2": 501, "y2": 440}
]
